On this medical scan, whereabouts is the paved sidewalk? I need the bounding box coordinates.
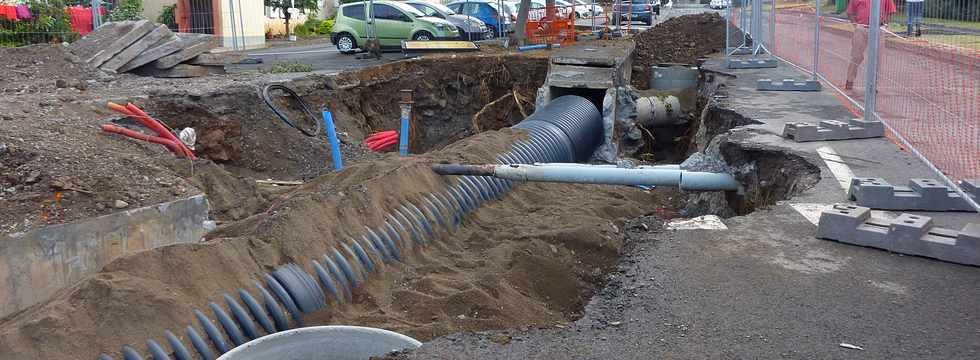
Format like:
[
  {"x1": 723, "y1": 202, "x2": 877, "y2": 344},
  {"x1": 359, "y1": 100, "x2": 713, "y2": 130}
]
[{"x1": 393, "y1": 56, "x2": 980, "y2": 359}]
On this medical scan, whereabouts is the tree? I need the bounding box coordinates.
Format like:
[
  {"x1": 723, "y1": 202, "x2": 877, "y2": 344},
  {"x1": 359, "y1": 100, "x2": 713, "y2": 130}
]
[{"x1": 265, "y1": 0, "x2": 319, "y2": 38}]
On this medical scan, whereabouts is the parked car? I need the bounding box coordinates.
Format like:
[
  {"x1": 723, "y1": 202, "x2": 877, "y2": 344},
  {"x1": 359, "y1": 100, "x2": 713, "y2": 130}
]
[
  {"x1": 568, "y1": 0, "x2": 604, "y2": 18},
  {"x1": 405, "y1": 0, "x2": 492, "y2": 40},
  {"x1": 709, "y1": 0, "x2": 730, "y2": 10},
  {"x1": 446, "y1": 0, "x2": 515, "y2": 35},
  {"x1": 331, "y1": 1, "x2": 459, "y2": 53},
  {"x1": 612, "y1": 0, "x2": 659, "y2": 25}
]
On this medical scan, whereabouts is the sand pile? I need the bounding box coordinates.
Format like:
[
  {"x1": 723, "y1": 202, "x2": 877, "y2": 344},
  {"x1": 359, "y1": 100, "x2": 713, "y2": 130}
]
[{"x1": 0, "y1": 126, "x2": 678, "y2": 359}]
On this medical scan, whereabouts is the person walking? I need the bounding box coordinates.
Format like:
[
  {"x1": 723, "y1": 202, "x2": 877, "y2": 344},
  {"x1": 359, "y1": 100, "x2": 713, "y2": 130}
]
[
  {"x1": 844, "y1": 0, "x2": 897, "y2": 90},
  {"x1": 906, "y1": 0, "x2": 924, "y2": 37}
]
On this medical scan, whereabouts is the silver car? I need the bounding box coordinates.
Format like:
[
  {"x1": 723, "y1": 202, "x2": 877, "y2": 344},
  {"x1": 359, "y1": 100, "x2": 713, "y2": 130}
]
[{"x1": 405, "y1": 1, "x2": 492, "y2": 40}]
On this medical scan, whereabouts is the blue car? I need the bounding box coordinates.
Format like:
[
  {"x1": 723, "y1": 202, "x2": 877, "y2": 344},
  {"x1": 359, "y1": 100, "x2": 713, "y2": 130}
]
[
  {"x1": 446, "y1": 0, "x2": 514, "y2": 36},
  {"x1": 613, "y1": 0, "x2": 660, "y2": 25}
]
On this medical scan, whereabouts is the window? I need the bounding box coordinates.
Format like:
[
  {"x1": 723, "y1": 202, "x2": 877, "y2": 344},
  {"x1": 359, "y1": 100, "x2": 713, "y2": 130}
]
[
  {"x1": 462, "y1": 3, "x2": 481, "y2": 15},
  {"x1": 343, "y1": 4, "x2": 365, "y2": 20},
  {"x1": 373, "y1": 4, "x2": 408, "y2": 21},
  {"x1": 447, "y1": 3, "x2": 461, "y2": 13},
  {"x1": 411, "y1": 4, "x2": 442, "y2": 18}
]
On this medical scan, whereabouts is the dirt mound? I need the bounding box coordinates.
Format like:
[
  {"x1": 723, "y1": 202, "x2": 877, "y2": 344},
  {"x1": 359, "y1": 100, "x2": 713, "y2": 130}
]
[
  {"x1": 0, "y1": 126, "x2": 678, "y2": 360},
  {"x1": 0, "y1": 44, "x2": 107, "y2": 94},
  {"x1": 632, "y1": 13, "x2": 731, "y2": 88}
]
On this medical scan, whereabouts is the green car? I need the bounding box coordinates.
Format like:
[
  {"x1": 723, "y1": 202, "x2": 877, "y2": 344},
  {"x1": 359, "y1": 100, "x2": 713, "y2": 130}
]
[{"x1": 331, "y1": 0, "x2": 460, "y2": 53}]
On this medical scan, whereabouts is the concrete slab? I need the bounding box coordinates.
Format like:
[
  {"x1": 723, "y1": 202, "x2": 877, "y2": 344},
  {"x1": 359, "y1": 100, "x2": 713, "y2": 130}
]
[
  {"x1": 117, "y1": 33, "x2": 184, "y2": 73},
  {"x1": 186, "y1": 52, "x2": 246, "y2": 66},
  {"x1": 137, "y1": 63, "x2": 226, "y2": 78},
  {"x1": 69, "y1": 20, "x2": 155, "y2": 67},
  {"x1": 100, "y1": 25, "x2": 173, "y2": 73},
  {"x1": 0, "y1": 195, "x2": 210, "y2": 319},
  {"x1": 152, "y1": 34, "x2": 218, "y2": 69},
  {"x1": 848, "y1": 177, "x2": 978, "y2": 211}
]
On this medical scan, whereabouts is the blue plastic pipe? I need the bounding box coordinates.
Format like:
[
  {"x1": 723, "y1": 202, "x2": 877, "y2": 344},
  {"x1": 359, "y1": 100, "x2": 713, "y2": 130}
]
[
  {"x1": 399, "y1": 109, "x2": 410, "y2": 157},
  {"x1": 516, "y1": 44, "x2": 561, "y2": 52},
  {"x1": 322, "y1": 111, "x2": 343, "y2": 171}
]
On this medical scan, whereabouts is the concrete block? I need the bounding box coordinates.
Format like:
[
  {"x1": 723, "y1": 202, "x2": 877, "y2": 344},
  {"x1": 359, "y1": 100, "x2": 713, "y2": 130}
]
[
  {"x1": 152, "y1": 34, "x2": 218, "y2": 69},
  {"x1": 782, "y1": 118, "x2": 884, "y2": 142},
  {"x1": 848, "y1": 177, "x2": 976, "y2": 211},
  {"x1": 100, "y1": 25, "x2": 173, "y2": 73},
  {"x1": 727, "y1": 58, "x2": 778, "y2": 69},
  {"x1": 69, "y1": 20, "x2": 155, "y2": 67},
  {"x1": 816, "y1": 204, "x2": 869, "y2": 242},
  {"x1": 117, "y1": 34, "x2": 183, "y2": 73},
  {"x1": 959, "y1": 179, "x2": 980, "y2": 197},
  {"x1": 756, "y1": 78, "x2": 821, "y2": 91},
  {"x1": 0, "y1": 195, "x2": 211, "y2": 319},
  {"x1": 816, "y1": 204, "x2": 980, "y2": 266}
]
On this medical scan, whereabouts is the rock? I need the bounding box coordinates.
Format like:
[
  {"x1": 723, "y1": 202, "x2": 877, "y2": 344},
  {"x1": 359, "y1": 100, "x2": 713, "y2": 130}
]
[
  {"x1": 549, "y1": 244, "x2": 559, "y2": 254},
  {"x1": 23, "y1": 171, "x2": 40, "y2": 184},
  {"x1": 456, "y1": 314, "x2": 466, "y2": 320},
  {"x1": 55, "y1": 79, "x2": 68, "y2": 88},
  {"x1": 95, "y1": 202, "x2": 106, "y2": 210},
  {"x1": 114, "y1": 200, "x2": 129, "y2": 209},
  {"x1": 488, "y1": 333, "x2": 511, "y2": 345}
]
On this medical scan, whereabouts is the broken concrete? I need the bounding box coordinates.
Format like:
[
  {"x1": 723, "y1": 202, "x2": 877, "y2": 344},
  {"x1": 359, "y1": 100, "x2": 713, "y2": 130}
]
[
  {"x1": 0, "y1": 195, "x2": 211, "y2": 319},
  {"x1": 68, "y1": 20, "x2": 155, "y2": 67},
  {"x1": 137, "y1": 63, "x2": 226, "y2": 78},
  {"x1": 186, "y1": 52, "x2": 246, "y2": 66},
  {"x1": 100, "y1": 25, "x2": 173, "y2": 73},
  {"x1": 117, "y1": 34, "x2": 184, "y2": 73},
  {"x1": 152, "y1": 35, "x2": 218, "y2": 69}
]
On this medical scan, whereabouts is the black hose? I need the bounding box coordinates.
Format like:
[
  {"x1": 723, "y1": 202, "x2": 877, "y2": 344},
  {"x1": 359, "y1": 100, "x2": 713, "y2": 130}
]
[{"x1": 261, "y1": 84, "x2": 322, "y2": 137}]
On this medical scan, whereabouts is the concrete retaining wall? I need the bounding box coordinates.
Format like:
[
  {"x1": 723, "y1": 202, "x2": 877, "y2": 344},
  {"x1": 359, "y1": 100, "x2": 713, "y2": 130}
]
[{"x1": 0, "y1": 195, "x2": 210, "y2": 319}]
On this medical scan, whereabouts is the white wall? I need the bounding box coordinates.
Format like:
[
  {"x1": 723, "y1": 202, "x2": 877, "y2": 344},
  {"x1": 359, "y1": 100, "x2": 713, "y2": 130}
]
[{"x1": 218, "y1": 0, "x2": 266, "y2": 50}]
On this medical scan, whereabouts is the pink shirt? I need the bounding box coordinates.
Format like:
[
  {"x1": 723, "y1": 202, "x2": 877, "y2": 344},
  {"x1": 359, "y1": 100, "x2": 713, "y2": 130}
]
[{"x1": 847, "y1": 0, "x2": 897, "y2": 26}]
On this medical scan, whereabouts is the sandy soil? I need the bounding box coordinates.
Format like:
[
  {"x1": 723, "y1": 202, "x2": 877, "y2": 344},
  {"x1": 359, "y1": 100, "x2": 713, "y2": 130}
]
[{"x1": 0, "y1": 125, "x2": 682, "y2": 359}]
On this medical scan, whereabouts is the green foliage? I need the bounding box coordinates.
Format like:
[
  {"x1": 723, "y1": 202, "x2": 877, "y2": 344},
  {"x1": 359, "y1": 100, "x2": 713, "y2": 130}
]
[
  {"x1": 108, "y1": 0, "x2": 143, "y2": 21},
  {"x1": 317, "y1": 19, "x2": 334, "y2": 35},
  {"x1": 265, "y1": 0, "x2": 320, "y2": 37},
  {"x1": 0, "y1": 1, "x2": 79, "y2": 47},
  {"x1": 158, "y1": 4, "x2": 177, "y2": 31},
  {"x1": 268, "y1": 62, "x2": 314, "y2": 73},
  {"x1": 303, "y1": 17, "x2": 320, "y2": 29},
  {"x1": 293, "y1": 24, "x2": 312, "y2": 36}
]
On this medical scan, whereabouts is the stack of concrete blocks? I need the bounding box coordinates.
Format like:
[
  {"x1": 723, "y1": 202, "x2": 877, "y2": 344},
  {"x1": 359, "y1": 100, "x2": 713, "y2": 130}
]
[
  {"x1": 67, "y1": 20, "x2": 238, "y2": 78},
  {"x1": 817, "y1": 204, "x2": 980, "y2": 266}
]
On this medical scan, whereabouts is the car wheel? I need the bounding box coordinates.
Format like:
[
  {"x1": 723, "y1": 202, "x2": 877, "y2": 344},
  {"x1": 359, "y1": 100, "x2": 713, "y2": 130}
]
[
  {"x1": 645, "y1": 18, "x2": 653, "y2": 26},
  {"x1": 336, "y1": 33, "x2": 356, "y2": 54},
  {"x1": 413, "y1": 31, "x2": 434, "y2": 41},
  {"x1": 457, "y1": 26, "x2": 468, "y2": 40}
]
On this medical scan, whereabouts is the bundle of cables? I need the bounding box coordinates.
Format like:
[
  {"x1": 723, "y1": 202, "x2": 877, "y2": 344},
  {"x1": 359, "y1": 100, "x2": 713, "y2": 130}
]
[{"x1": 364, "y1": 131, "x2": 399, "y2": 152}]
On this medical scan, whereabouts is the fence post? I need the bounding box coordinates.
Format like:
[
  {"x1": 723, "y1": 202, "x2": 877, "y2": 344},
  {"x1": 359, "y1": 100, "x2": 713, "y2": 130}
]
[
  {"x1": 862, "y1": 0, "x2": 881, "y2": 123},
  {"x1": 811, "y1": 0, "x2": 820, "y2": 80},
  {"x1": 227, "y1": 0, "x2": 240, "y2": 50}
]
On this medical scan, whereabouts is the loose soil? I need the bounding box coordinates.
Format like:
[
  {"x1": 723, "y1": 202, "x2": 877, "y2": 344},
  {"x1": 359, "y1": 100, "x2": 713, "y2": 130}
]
[
  {"x1": 0, "y1": 126, "x2": 682, "y2": 360},
  {"x1": 0, "y1": 45, "x2": 546, "y2": 236},
  {"x1": 631, "y1": 12, "x2": 733, "y2": 88}
]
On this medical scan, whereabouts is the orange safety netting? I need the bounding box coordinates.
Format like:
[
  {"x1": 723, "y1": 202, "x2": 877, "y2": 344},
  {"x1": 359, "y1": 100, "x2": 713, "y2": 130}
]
[{"x1": 525, "y1": 5, "x2": 577, "y2": 46}]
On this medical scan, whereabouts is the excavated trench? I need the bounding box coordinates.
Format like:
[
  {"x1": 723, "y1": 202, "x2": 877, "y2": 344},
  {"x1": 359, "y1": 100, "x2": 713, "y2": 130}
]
[{"x1": 0, "y1": 43, "x2": 821, "y2": 360}]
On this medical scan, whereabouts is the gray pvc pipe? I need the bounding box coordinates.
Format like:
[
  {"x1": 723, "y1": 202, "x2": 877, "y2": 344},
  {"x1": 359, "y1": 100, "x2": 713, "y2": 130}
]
[
  {"x1": 215, "y1": 326, "x2": 421, "y2": 360},
  {"x1": 492, "y1": 164, "x2": 738, "y2": 191}
]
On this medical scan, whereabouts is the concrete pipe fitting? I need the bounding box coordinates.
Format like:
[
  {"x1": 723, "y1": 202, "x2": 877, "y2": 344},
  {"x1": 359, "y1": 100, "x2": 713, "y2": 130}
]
[{"x1": 635, "y1": 95, "x2": 682, "y2": 127}]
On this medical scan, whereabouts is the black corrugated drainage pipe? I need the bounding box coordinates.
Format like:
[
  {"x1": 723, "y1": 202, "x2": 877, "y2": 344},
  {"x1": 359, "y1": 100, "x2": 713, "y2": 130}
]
[{"x1": 97, "y1": 96, "x2": 602, "y2": 360}]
